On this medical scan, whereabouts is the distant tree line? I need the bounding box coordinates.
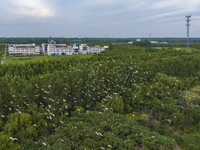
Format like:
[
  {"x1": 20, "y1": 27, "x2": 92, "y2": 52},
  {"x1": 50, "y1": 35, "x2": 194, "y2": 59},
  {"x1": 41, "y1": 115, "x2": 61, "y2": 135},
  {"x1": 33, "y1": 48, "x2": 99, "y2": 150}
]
[
  {"x1": 132, "y1": 40, "x2": 151, "y2": 47},
  {"x1": 1, "y1": 37, "x2": 200, "y2": 46}
]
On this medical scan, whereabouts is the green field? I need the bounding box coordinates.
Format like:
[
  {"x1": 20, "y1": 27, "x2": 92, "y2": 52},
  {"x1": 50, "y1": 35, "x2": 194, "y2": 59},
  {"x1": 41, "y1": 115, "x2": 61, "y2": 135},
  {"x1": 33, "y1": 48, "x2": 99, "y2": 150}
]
[
  {"x1": 4, "y1": 47, "x2": 199, "y2": 65},
  {"x1": 5, "y1": 54, "x2": 94, "y2": 65}
]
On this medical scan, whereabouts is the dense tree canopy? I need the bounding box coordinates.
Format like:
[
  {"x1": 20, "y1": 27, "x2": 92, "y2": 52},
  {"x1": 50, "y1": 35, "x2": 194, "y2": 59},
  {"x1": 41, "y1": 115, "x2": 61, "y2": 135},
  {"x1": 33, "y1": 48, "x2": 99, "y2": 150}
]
[{"x1": 1, "y1": 45, "x2": 200, "y2": 149}]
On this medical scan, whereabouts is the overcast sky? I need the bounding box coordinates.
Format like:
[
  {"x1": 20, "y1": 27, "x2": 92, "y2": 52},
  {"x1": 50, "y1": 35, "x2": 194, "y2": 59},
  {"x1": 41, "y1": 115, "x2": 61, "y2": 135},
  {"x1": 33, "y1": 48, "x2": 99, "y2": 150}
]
[{"x1": 0, "y1": 0, "x2": 199, "y2": 38}]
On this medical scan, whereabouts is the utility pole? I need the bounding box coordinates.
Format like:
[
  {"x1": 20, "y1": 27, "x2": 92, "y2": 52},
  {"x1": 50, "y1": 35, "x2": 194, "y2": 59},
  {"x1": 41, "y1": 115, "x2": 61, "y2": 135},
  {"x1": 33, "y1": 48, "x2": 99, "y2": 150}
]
[
  {"x1": 185, "y1": 15, "x2": 191, "y2": 53},
  {"x1": 149, "y1": 33, "x2": 151, "y2": 41}
]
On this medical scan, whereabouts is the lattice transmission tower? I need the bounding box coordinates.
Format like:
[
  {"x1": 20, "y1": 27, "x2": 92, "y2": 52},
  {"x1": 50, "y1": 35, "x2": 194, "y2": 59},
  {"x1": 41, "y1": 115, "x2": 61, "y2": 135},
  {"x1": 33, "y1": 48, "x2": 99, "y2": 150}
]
[{"x1": 185, "y1": 15, "x2": 191, "y2": 53}]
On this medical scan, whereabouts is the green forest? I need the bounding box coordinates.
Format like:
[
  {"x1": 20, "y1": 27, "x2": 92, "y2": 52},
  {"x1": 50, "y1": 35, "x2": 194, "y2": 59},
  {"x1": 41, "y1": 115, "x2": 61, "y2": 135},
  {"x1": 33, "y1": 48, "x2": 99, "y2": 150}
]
[{"x1": 1, "y1": 44, "x2": 200, "y2": 149}]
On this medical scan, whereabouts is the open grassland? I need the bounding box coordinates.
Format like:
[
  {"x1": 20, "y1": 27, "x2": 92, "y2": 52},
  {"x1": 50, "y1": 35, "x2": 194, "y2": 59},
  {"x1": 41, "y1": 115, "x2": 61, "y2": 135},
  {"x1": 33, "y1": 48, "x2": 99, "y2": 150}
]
[
  {"x1": 5, "y1": 54, "x2": 94, "y2": 65},
  {"x1": 4, "y1": 47, "x2": 199, "y2": 65}
]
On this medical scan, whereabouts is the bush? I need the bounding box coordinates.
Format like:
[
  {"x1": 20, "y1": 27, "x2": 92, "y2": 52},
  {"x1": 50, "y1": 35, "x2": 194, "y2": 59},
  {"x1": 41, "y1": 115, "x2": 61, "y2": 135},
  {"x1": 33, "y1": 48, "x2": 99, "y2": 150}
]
[
  {"x1": 4, "y1": 110, "x2": 46, "y2": 144},
  {"x1": 0, "y1": 132, "x2": 17, "y2": 150},
  {"x1": 39, "y1": 111, "x2": 176, "y2": 150},
  {"x1": 95, "y1": 94, "x2": 124, "y2": 114}
]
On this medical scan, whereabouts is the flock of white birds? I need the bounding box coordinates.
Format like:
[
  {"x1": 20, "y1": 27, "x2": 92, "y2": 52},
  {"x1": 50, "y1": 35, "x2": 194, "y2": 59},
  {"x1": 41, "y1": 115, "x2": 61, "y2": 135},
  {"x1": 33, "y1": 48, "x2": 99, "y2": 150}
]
[{"x1": 0, "y1": 58, "x2": 182, "y2": 148}]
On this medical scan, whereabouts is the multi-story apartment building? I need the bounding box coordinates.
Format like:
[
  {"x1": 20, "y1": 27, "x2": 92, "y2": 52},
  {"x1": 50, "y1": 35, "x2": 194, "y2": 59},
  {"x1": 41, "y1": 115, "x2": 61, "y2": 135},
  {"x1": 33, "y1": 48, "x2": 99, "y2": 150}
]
[
  {"x1": 9, "y1": 42, "x2": 108, "y2": 56},
  {"x1": 9, "y1": 44, "x2": 36, "y2": 55},
  {"x1": 47, "y1": 44, "x2": 74, "y2": 55}
]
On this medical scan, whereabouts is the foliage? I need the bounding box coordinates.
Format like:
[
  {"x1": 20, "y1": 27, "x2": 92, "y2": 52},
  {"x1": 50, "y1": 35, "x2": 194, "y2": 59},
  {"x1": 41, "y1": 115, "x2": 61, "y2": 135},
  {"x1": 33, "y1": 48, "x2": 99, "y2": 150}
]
[
  {"x1": 0, "y1": 44, "x2": 5, "y2": 63},
  {"x1": 0, "y1": 132, "x2": 17, "y2": 150},
  {"x1": 133, "y1": 40, "x2": 151, "y2": 47},
  {"x1": 39, "y1": 111, "x2": 175, "y2": 150},
  {"x1": 95, "y1": 94, "x2": 124, "y2": 114},
  {"x1": 4, "y1": 109, "x2": 46, "y2": 144},
  {"x1": 176, "y1": 134, "x2": 200, "y2": 150},
  {"x1": 0, "y1": 45, "x2": 200, "y2": 148},
  {"x1": 17, "y1": 138, "x2": 43, "y2": 150},
  {"x1": 70, "y1": 106, "x2": 85, "y2": 116}
]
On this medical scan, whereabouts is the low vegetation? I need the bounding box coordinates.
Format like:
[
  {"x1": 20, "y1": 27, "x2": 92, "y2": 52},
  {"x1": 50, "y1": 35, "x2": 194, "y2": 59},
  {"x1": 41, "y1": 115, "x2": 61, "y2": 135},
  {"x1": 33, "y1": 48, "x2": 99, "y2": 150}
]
[{"x1": 5, "y1": 54, "x2": 94, "y2": 65}]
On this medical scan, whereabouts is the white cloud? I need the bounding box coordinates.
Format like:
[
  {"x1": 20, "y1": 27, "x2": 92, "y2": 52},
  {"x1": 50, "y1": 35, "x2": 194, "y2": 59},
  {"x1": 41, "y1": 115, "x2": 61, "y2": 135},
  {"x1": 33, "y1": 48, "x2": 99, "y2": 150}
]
[
  {"x1": 1, "y1": 0, "x2": 200, "y2": 37},
  {"x1": 139, "y1": 0, "x2": 200, "y2": 22},
  {"x1": 139, "y1": 10, "x2": 186, "y2": 21},
  {"x1": 8, "y1": 0, "x2": 56, "y2": 18},
  {"x1": 192, "y1": 16, "x2": 200, "y2": 19},
  {"x1": 79, "y1": 0, "x2": 128, "y2": 6},
  {"x1": 151, "y1": 0, "x2": 182, "y2": 9},
  {"x1": 151, "y1": 0, "x2": 200, "y2": 11}
]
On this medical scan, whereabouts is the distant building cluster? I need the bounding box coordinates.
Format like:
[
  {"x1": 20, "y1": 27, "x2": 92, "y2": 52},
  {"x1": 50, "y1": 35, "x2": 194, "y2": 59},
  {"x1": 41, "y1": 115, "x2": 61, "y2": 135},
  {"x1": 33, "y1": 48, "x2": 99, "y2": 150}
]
[
  {"x1": 126, "y1": 39, "x2": 168, "y2": 44},
  {"x1": 9, "y1": 40, "x2": 108, "y2": 56},
  {"x1": 150, "y1": 41, "x2": 168, "y2": 44}
]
